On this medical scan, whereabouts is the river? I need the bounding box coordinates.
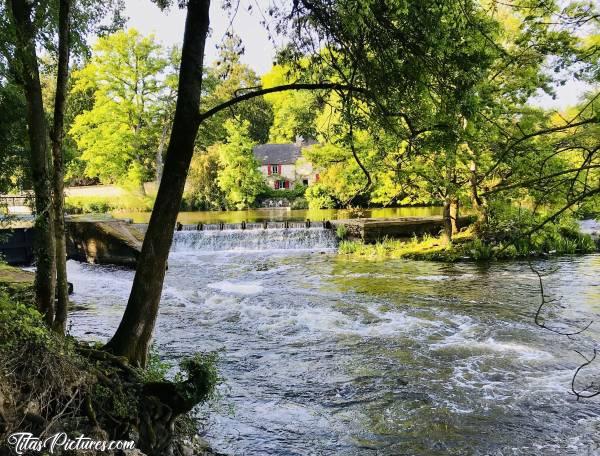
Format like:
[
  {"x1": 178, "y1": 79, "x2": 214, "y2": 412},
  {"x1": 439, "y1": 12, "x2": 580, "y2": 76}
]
[
  {"x1": 112, "y1": 206, "x2": 443, "y2": 224},
  {"x1": 66, "y1": 228, "x2": 600, "y2": 455}
]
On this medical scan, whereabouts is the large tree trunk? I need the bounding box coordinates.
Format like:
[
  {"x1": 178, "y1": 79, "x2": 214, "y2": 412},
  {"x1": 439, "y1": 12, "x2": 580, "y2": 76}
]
[
  {"x1": 104, "y1": 0, "x2": 210, "y2": 367},
  {"x1": 156, "y1": 120, "x2": 169, "y2": 185},
  {"x1": 51, "y1": 0, "x2": 72, "y2": 333},
  {"x1": 10, "y1": 0, "x2": 56, "y2": 324},
  {"x1": 469, "y1": 162, "x2": 488, "y2": 226},
  {"x1": 442, "y1": 197, "x2": 459, "y2": 242}
]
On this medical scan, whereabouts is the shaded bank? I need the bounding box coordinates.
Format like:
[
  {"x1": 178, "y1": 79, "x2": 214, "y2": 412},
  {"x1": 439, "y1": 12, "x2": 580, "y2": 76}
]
[{"x1": 0, "y1": 280, "x2": 219, "y2": 456}]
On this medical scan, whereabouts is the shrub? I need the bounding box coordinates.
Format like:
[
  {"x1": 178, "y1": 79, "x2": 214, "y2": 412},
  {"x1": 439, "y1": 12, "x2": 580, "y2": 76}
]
[
  {"x1": 305, "y1": 183, "x2": 337, "y2": 209},
  {"x1": 467, "y1": 239, "x2": 494, "y2": 261},
  {"x1": 291, "y1": 197, "x2": 309, "y2": 209},
  {"x1": 336, "y1": 224, "x2": 348, "y2": 240}
]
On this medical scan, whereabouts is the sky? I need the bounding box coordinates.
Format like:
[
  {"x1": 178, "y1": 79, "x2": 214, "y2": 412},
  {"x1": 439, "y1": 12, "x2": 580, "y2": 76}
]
[
  {"x1": 125, "y1": 0, "x2": 276, "y2": 75},
  {"x1": 124, "y1": 0, "x2": 591, "y2": 111}
]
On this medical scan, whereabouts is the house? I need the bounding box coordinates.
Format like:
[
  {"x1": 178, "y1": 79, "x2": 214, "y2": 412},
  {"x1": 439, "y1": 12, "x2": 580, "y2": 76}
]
[{"x1": 253, "y1": 137, "x2": 319, "y2": 190}]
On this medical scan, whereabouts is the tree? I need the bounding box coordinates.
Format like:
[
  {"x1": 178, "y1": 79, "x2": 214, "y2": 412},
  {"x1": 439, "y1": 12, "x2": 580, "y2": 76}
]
[
  {"x1": 69, "y1": 29, "x2": 169, "y2": 188},
  {"x1": 104, "y1": 0, "x2": 211, "y2": 366},
  {"x1": 3, "y1": 0, "x2": 124, "y2": 327},
  {"x1": 216, "y1": 120, "x2": 264, "y2": 209},
  {"x1": 262, "y1": 64, "x2": 320, "y2": 142},
  {"x1": 50, "y1": 0, "x2": 72, "y2": 332},
  {"x1": 196, "y1": 34, "x2": 273, "y2": 150},
  {"x1": 185, "y1": 147, "x2": 225, "y2": 210},
  {"x1": 104, "y1": 0, "x2": 524, "y2": 366},
  {"x1": 8, "y1": 0, "x2": 57, "y2": 324},
  {"x1": 0, "y1": 82, "x2": 30, "y2": 193}
]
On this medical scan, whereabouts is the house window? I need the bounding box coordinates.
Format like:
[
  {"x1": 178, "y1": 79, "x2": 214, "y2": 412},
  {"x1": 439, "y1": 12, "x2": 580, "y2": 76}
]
[
  {"x1": 274, "y1": 180, "x2": 288, "y2": 189},
  {"x1": 302, "y1": 179, "x2": 309, "y2": 186},
  {"x1": 269, "y1": 164, "x2": 280, "y2": 174}
]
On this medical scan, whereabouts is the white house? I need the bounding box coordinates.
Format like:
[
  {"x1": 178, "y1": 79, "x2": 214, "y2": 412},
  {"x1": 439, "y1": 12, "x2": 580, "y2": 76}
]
[{"x1": 253, "y1": 137, "x2": 319, "y2": 190}]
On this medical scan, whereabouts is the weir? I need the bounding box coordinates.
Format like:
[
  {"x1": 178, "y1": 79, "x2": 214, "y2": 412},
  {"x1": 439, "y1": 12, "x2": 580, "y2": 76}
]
[
  {"x1": 175, "y1": 220, "x2": 320, "y2": 231},
  {"x1": 171, "y1": 227, "x2": 338, "y2": 252}
]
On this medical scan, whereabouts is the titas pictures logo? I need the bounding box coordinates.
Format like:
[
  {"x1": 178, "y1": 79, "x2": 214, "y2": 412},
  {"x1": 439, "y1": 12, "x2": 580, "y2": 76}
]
[{"x1": 7, "y1": 432, "x2": 135, "y2": 454}]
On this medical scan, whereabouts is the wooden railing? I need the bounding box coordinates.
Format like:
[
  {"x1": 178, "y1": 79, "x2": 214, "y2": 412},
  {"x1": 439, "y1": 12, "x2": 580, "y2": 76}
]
[{"x1": 0, "y1": 195, "x2": 34, "y2": 210}]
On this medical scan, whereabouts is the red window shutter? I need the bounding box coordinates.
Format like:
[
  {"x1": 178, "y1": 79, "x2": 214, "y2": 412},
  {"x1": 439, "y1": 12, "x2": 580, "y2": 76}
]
[
  {"x1": 284, "y1": 180, "x2": 290, "y2": 189},
  {"x1": 268, "y1": 165, "x2": 272, "y2": 176},
  {"x1": 316, "y1": 173, "x2": 320, "y2": 182},
  {"x1": 274, "y1": 181, "x2": 279, "y2": 189}
]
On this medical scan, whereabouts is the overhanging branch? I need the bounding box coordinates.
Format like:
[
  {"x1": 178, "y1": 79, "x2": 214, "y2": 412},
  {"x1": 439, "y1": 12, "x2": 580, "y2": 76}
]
[
  {"x1": 197, "y1": 82, "x2": 368, "y2": 123},
  {"x1": 481, "y1": 164, "x2": 600, "y2": 197}
]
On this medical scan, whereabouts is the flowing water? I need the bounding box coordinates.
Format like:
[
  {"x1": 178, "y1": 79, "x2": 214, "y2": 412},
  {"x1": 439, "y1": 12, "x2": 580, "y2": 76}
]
[
  {"x1": 113, "y1": 206, "x2": 443, "y2": 225},
  {"x1": 67, "y1": 228, "x2": 600, "y2": 455}
]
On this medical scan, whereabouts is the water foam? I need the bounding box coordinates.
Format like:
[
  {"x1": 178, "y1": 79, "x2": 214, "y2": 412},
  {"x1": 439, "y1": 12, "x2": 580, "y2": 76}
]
[
  {"x1": 208, "y1": 280, "x2": 264, "y2": 295},
  {"x1": 171, "y1": 227, "x2": 338, "y2": 252}
]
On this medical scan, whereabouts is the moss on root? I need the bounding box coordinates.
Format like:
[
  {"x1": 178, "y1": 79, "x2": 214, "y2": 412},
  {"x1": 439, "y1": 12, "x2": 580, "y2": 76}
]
[{"x1": 0, "y1": 284, "x2": 219, "y2": 456}]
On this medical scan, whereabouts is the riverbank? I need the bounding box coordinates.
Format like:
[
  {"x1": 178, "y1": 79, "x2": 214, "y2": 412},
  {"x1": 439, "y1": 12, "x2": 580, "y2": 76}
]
[
  {"x1": 0, "y1": 270, "x2": 219, "y2": 456},
  {"x1": 338, "y1": 220, "x2": 599, "y2": 261},
  {"x1": 65, "y1": 238, "x2": 600, "y2": 454}
]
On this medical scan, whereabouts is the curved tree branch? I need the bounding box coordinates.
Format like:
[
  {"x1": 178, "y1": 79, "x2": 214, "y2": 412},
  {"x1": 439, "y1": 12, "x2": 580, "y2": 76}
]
[
  {"x1": 197, "y1": 82, "x2": 369, "y2": 123},
  {"x1": 481, "y1": 164, "x2": 600, "y2": 197}
]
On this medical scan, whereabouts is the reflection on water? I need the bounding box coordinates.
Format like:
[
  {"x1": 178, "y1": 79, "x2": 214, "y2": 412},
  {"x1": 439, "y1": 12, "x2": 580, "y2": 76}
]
[
  {"x1": 113, "y1": 206, "x2": 443, "y2": 224},
  {"x1": 66, "y1": 240, "x2": 600, "y2": 455}
]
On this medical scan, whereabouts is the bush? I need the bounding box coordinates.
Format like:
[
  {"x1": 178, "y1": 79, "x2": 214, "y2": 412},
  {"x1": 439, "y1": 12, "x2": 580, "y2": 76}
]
[
  {"x1": 0, "y1": 292, "x2": 49, "y2": 348},
  {"x1": 257, "y1": 183, "x2": 306, "y2": 200},
  {"x1": 336, "y1": 224, "x2": 348, "y2": 240},
  {"x1": 475, "y1": 202, "x2": 597, "y2": 258},
  {"x1": 466, "y1": 238, "x2": 494, "y2": 261},
  {"x1": 305, "y1": 183, "x2": 337, "y2": 209},
  {"x1": 291, "y1": 197, "x2": 309, "y2": 209}
]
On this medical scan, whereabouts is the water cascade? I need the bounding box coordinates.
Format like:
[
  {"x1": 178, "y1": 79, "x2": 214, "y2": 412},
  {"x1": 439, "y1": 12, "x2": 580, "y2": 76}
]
[{"x1": 171, "y1": 227, "x2": 338, "y2": 252}]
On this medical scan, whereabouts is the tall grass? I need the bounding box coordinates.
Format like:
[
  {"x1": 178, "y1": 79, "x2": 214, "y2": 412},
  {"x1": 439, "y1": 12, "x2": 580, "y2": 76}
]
[{"x1": 65, "y1": 194, "x2": 154, "y2": 214}]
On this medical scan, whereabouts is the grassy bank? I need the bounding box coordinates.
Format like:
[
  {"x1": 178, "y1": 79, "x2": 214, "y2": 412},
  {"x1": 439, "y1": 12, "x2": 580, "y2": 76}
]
[
  {"x1": 0, "y1": 267, "x2": 219, "y2": 455},
  {"x1": 338, "y1": 221, "x2": 598, "y2": 262},
  {"x1": 65, "y1": 194, "x2": 155, "y2": 214}
]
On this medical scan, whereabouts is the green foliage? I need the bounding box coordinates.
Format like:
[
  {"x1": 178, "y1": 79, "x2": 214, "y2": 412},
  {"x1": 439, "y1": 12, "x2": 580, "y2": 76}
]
[
  {"x1": 0, "y1": 83, "x2": 30, "y2": 193},
  {"x1": 305, "y1": 183, "x2": 337, "y2": 209},
  {"x1": 184, "y1": 147, "x2": 226, "y2": 210},
  {"x1": 466, "y1": 239, "x2": 494, "y2": 261},
  {"x1": 175, "y1": 352, "x2": 220, "y2": 403},
  {"x1": 0, "y1": 292, "x2": 49, "y2": 349},
  {"x1": 69, "y1": 29, "x2": 173, "y2": 187},
  {"x1": 216, "y1": 120, "x2": 265, "y2": 210},
  {"x1": 64, "y1": 194, "x2": 154, "y2": 214},
  {"x1": 262, "y1": 64, "x2": 320, "y2": 142},
  {"x1": 291, "y1": 197, "x2": 309, "y2": 209},
  {"x1": 141, "y1": 345, "x2": 172, "y2": 383},
  {"x1": 338, "y1": 208, "x2": 598, "y2": 262},
  {"x1": 338, "y1": 234, "x2": 452, "y2": 260},
  {"x1": 198, "y1": 35, "x2": 273, "y2": 149},
  {"x1": 335, "y1": 224, "x2": 348, "y2": 240},
  {"x1": 257, "y1": 183, "x2": 306, "y2": 202}
]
